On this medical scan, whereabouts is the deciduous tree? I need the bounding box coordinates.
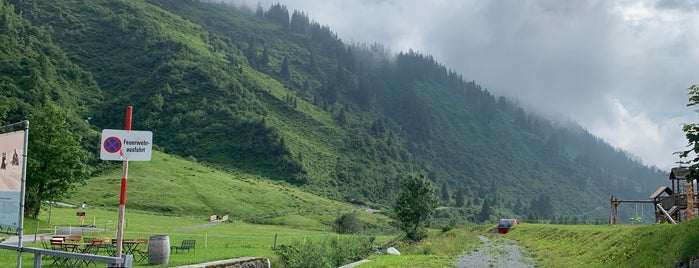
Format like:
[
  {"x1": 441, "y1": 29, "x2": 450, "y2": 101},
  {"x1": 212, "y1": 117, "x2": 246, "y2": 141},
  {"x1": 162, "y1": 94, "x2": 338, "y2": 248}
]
[
  {"x1": 394, "y1": 173, "x2": 438, "y2": 241},
  {"x1": 679, "y1": 85, "x2": 699, "y2": 180},
  {"x1": 679, "y1": 84, "x2": 699, "y2": 219},
  {"x1": 25, "y1": 101, "x2": 93, "y2": 218}
]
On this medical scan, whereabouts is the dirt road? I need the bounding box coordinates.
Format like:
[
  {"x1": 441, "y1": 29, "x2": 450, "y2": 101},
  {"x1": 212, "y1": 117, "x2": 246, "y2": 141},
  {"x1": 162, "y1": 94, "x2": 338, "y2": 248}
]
[{"x1": 454, "y1": 235, "x2": 535, "y2": 268}]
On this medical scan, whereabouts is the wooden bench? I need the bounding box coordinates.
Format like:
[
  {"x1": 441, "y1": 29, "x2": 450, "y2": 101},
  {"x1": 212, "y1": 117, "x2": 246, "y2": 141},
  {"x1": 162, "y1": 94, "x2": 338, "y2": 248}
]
[{"x1": 171, "y1": 239, "x2": 196, "y2": 253}]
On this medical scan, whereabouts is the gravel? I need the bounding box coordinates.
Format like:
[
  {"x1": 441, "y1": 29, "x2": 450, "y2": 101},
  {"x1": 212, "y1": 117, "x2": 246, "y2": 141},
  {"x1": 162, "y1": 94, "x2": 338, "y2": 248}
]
[{"x1": 454, "y1": 235, "x2": 535, "y2": 268}]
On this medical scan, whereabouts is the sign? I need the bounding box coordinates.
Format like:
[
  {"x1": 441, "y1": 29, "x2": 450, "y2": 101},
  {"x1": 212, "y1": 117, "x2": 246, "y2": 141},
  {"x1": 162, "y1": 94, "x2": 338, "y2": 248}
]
[
  {"x1": 0, "y1": 130, "x2": 25, "y2": 229},
  {"x1": 100, "y1": 129, "x2": 153, "y2": 161},
  {"x1": 76, "y1": 211, "x2": 85, "y2": 217}
]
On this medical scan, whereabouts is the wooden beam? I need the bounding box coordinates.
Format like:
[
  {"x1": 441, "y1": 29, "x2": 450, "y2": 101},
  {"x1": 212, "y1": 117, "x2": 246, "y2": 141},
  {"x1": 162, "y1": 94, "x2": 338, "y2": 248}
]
[{"x1": 656, "y1": 204, "x2": 677, "y2": 224}]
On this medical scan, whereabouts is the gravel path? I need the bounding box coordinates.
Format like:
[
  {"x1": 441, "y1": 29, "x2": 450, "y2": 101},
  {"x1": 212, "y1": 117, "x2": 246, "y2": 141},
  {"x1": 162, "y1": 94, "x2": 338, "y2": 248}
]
[{"x1": 455, "y1": 235, "x2": 535, "y2": 268}]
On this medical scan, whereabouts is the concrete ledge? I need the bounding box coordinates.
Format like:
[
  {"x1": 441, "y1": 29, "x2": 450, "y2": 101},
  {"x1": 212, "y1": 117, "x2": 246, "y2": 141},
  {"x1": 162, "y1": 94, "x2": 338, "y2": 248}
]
[
  {"x1": 338, "y1": 259, "x2": 370, "y2": 268},
  {"x1": 171, "y1": 257, "x2": 270, "y2": 268}
]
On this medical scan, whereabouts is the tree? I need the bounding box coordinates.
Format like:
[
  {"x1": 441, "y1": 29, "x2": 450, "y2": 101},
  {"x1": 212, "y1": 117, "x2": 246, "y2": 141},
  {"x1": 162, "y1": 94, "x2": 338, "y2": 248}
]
[
  {"x1": 478, "y1": 198, "x2": 492, "y2": 222},
  {"x1": 440, "y1": 181, "x2": 450, "y2": 205},
  {"x1": 394, "y1": 173, "x2": 438, "y2": 241},
  {"x1": 289, "y1": 10, "x2": 309, "y2": 35},
  {"x1": 25, "y1": 101, "x2": 93, "y2": 218},
  {"x1": 334, "y1": 211, "x2": 363, "y2": 234},
  {"x1": 246, "y1": 35, "x2": 258, "y2": 68},
  {"x1": 679, "y1": 84, "x2": 699, "y2": 219},
  {"x1": 679, "y1": 85, "x2": 699, "y2": 181},
  {"x1": 261, "y1": 46, "x2": 270, "y2": 67},
  {"x1": 279, "y1": 56, "x2": 290, "y2": 81},
  {"x1": 336, "y1": 107, "x2": 346, "y2": 126},
  {"x1": 454, "y1": 187, "x2": 465, "y2": 207},
  {"x1": 255, "y1": 2, "x2": 264, "y2": 18},
  {"x1": 265, "y1": 3, "x2": 289, "y2": 31}
]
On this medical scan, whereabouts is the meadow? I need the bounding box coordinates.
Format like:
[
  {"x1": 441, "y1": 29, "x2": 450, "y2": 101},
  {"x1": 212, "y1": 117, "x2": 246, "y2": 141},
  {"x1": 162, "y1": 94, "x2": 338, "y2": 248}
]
[
  {"x1": 0, "y1": 206, "x2": 482, "y2": 267},
  {"x1": 0, "y1": 206, "x2": 384, "y2": 267},
  {"x1": 1, "y1": 153, "x2": 696, "y2": 267},
  {"x1": 3, "y1": 206, "x2": 699, "y2": 267}
]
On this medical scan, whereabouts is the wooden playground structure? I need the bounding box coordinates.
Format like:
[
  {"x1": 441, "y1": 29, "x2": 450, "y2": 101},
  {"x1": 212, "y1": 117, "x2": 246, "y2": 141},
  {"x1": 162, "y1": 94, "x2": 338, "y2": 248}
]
[{"x1": 610, "y1": 168, "x2": 697, "y2": 224}]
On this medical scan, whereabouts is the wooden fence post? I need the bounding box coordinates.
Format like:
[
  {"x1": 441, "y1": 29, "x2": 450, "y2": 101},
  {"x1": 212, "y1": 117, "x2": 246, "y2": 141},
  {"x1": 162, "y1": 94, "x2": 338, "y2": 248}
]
[{"x1": 273, "y1": 234, "x2": 277, "y2": 251}]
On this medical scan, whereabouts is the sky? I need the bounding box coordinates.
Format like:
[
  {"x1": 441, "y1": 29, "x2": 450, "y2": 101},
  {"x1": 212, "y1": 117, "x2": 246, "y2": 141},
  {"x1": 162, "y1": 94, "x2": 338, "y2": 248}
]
[{"x1": 232, "y1": 0, "x2": 699, "y2": 171}]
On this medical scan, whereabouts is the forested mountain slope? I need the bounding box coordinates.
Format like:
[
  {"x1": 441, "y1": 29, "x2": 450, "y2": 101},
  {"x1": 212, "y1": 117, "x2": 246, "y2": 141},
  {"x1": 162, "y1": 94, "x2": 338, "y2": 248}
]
[{"x1": 4, "y1": 0, "x2": 665, "y2": 222}]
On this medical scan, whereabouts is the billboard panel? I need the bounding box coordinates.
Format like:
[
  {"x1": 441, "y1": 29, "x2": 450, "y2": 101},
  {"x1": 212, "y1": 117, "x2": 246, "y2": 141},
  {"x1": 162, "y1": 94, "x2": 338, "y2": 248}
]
[{"x1": 0, "y1": 130, "x2": 23, "y2": 229}]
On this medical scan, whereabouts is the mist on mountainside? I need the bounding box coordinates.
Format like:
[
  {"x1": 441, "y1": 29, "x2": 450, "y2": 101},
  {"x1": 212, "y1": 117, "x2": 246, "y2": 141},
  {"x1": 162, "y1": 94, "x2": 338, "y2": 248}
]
[{"x1": 3, "y1": 0, "x2": 668, "y2": 223}]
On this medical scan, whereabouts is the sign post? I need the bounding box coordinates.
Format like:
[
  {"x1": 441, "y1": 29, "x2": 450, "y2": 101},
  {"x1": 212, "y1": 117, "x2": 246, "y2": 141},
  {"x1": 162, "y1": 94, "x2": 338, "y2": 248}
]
[
  {"x1": 116, "y1": 106, "x2": 131, "y2": 261},
  {"x1": 100, "y1": 106, "x2": 152, "y2": 264}
]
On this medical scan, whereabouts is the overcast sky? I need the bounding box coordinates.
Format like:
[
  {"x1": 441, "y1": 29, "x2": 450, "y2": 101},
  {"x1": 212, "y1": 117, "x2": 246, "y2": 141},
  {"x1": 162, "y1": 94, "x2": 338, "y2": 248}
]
[{"x1": 233, "y1": 0, "x2": 699, "y2": 171}]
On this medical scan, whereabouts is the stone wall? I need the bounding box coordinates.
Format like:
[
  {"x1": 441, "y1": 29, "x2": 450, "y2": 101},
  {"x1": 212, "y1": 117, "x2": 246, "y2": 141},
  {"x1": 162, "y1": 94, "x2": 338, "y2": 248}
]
[{"x1": 172, "y1": 257, "x2": 270, "y2": 268}]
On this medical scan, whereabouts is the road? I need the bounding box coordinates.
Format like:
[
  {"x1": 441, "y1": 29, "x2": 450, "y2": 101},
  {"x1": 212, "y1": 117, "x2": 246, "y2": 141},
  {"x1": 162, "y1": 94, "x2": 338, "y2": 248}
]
[{"x1": 454, "y1": 235, "x2": 535, "y2": 268}]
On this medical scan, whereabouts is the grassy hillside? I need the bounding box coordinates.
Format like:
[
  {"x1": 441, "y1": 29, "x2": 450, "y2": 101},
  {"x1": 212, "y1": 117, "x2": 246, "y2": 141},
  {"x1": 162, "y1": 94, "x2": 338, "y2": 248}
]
[
  {"x1": 508, "y1": 221, "x2": 699, "y2": 267},
  {"x1": 66, "y1": 150, "x2": 394, "y2": 232}
]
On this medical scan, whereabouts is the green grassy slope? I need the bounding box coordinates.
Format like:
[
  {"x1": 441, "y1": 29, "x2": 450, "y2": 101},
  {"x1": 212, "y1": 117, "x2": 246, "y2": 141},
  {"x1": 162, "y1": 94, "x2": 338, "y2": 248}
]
[
  {"x1": 507, "y1": 221, "x2": 699, "y2": 267},
  {"x1": 66, "y1": 150, "x2": 394, "y2": 232}
]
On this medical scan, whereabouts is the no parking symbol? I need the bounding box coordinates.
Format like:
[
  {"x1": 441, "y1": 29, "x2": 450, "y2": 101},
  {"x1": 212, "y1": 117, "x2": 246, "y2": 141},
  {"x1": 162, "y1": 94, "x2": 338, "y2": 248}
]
[{"x1": 103, "y1": 136, "x2": 122, "y2": 153}]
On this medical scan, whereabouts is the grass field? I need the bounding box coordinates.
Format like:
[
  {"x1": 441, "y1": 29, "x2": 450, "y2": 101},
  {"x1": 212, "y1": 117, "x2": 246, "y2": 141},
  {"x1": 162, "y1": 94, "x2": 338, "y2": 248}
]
[
  {"x1": 0, "y1": 206, "x2": 482, "y2": 267},
  {"x1": 4, "y1": 208, "x2": 699, "y2": 267},
  {"x1": 0, "y1": 206, "x2": 391, "y2": 267},
  {"x1": 507, "y1": 221, "x2": 699, "y2": 268},
  {"x1": 3, "y1": 151, "x2": 698, "y2": 267}
]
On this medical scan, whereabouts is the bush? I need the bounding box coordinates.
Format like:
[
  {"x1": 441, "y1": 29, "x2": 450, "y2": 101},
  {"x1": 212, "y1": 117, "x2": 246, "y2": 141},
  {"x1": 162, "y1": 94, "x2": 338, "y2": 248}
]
[
  {"x1": 276, "y1": 235, "x2": 375, "y2": 268},
  {"x1": 335, "y1": 211, "x2": 364, "y2": 234},
  {"x1": 441, "y1": 224, "x2": 453, "y2": 233},
  {"x1": 328, "y1": 236, "x2": 375, "y2": 266},
  {"x1": 277, "y1": 242, "x2": 330, "y2": 268}
]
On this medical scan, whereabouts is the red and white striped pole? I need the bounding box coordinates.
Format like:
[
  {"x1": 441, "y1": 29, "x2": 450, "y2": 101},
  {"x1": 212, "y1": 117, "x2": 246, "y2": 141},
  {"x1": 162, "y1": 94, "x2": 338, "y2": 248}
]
[{"x1": 115, "y1": 106, "x2": 132, "y2": 261}]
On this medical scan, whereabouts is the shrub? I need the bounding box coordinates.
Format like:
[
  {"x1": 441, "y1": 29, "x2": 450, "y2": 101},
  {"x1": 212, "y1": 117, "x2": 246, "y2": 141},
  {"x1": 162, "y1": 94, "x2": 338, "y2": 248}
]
[
  {"x1": 277, "y1": 242, "x2": 330, "y2": 268},
  {"x1": 328, "y1": 235, "x2": 375, "y2": 266},
  {"x1": 334, "y1": 211, "x2": 364, "y2": 234},
  {"x1": 276, "y1": 235, "x2": 375, "y2": 267}
]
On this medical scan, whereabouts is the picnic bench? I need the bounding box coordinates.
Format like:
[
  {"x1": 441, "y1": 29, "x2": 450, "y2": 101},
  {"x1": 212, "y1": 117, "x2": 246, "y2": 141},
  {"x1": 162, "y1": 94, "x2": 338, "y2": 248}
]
[{"x1": 171, "y1": 239, "x2": 196, "y2": 253}]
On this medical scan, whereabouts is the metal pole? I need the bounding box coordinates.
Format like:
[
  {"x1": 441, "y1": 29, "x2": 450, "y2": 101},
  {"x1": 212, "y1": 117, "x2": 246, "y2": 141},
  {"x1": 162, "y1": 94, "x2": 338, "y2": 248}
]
[
  {"x1": 115, "y1": 106, "x2": 133, "y2": 263},
  {"x1": 16, "y1": 120, "x2": 29, "y2": 268}
]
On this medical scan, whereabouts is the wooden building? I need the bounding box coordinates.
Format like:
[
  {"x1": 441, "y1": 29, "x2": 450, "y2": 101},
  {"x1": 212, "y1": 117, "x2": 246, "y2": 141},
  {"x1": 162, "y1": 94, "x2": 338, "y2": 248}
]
[{"x1": 610, "y1": 167, "x2": 697, "y2": 224}]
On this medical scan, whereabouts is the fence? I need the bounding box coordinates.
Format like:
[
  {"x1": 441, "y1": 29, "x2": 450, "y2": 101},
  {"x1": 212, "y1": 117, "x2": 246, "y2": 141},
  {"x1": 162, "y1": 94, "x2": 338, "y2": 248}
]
[{"x1": 0, "y1": 244, "x2": 132, "y2": 268}]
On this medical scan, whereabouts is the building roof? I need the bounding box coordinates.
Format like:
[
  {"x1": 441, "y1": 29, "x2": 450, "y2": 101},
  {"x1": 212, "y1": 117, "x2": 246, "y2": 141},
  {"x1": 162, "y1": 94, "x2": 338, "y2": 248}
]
[
  {"x1": 650, "y1": 186, "x2": 673, "y2": 199},
  {"x1": 670, "y1": 167, "x2": 689, "y2": 181}
]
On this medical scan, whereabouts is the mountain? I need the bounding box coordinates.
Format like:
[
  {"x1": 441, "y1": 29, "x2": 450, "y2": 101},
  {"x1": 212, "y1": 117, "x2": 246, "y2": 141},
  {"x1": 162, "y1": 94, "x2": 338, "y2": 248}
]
[{"x1": 3, "y1": 0, "x2": 666, "y2": 222}]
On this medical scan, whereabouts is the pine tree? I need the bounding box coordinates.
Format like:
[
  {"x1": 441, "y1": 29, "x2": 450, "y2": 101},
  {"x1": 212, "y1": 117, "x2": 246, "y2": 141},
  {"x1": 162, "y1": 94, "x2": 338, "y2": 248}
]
[
  {"x1": 478, "y1": 198, "x2": 492, "y2": 222},
  {"x1": 454, "y1": 188, "x2": 465, "y2": 207},
  {"x1": 441, "y1": 181, "x2": 450, "y2": 205},
  {"x1": 246, "y1": 35, "x2": 258, "y2": 68},
  {"x1": 336, "y1": 107, "x2": 346, "y2": 126},
  {"x1": 280, "y1": 56, "x2": 290, "y2": 81},
  {"x1": 261, "y1": 46, "x2": 270, "y2": 67}
]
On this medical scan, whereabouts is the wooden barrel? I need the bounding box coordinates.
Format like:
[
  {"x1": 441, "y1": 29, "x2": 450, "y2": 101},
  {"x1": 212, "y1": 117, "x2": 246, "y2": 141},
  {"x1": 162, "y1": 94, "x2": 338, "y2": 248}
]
[{"x1": 147, "y1": 235, "x2": 170, "y2": 264}]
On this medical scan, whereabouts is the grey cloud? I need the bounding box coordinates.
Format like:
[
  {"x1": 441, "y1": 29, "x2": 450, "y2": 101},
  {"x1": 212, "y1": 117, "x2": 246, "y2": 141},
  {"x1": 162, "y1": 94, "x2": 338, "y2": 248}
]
[{"x1": 656, "y1": 0, "x2": 699, "y2": 10}]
